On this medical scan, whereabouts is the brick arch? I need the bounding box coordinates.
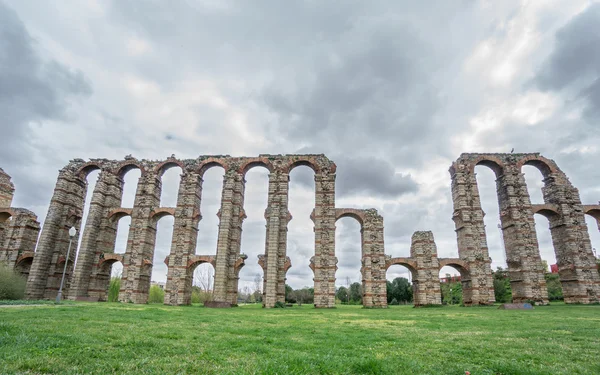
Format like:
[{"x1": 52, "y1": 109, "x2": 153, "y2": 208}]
[
  {"x1": 335, "y1": 208, "x2": 365, "y2": 226},
  {"x1": 107, "y1": 208, "x2": 132, "y2": 222},
  {"x1": 76, "y1": 162, "x2": 104, "y2": 179},
  {"x1": 116, "y1": 160, "x2": 146, "y2": 178},
  {"x1": 238, "y1": 157, "x2": 274, "y2": 176},
  {"x1": 385, "y1": 257, "x2": 418, "y2": 276},
  {"x1": 154, "y1": 159, "x2": 185, "y2": 177},
  {"x1": 187, "y1": 255, "x2": 216, "y2": 270},
  {"x1": 197, "y1": 158, "x2": 228, "y2": 177},
  {"x1": 439, "y1": 258, "x2": 470, "y2": 277},
  {"x1": 532, "y1": 204, "x2": 561, "y2": 219},
  {"x1": 583, "y1": 205, "x2": 600, "y2": 221},
  {"x1": 517, "y1": 155, "x2": 560, "y2": 178},
  {"x1": 473, "y1": 157, "x2": 505, "y2": 178},
  {"x1": 0, "y1": 208, "x2": 15, "y2": 222},
  {"x1": 150, "y1": 207, "x2": 176, "y2": 221},
  {"x1": 98, "y1": 253, "x2": 124, "y2": 272}
]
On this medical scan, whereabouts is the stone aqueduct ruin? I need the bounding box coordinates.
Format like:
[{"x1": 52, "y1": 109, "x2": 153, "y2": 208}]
[{"x1": 0, "y1": 153, "x2": 599, "y2": 307}]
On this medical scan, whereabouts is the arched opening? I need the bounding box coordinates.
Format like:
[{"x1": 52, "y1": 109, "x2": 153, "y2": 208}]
[
  {"x1": 533, "y1": 212, "x2": 563, "y2": 302},
  {"x1": 108, "y1": 260, "x2": 123, "y2": 302},
  {"x1": 474, "y1": 164, "x2": 506, "y2": 269},
  {"x1": 73, "y1": 169, "x2": 100, "y2": 267},
  {"x1": 385, "y1": 264, "x2": 414, "y2": 306},
  {"x1": 159, "y1": 164, "x2": 182, "y2": 207},
  {"x1": 286, "y1": 165, "x2": 315, "y2": 291},
  {"x1": 151, "y1": 215, "x2": 175, "y2": 290},
  {"x1": 335, "y1": 216, "x2": 362, "y2": 305},
  {"x1": 195, "y1": 166, "x2": 225, "y2": 255},
  {"x1": 522, "y1": 165, "x2": 545, "y2": 204},
  {"x1": 191, "y1": 262, "x2": 215, "y2": 305},
  {"x1": 120, "y1": 168, "x2": 141, "y2": 208},
  {"x1": 238, "y1": 166, "x2": 269, "y2": 300},
  {"x1": 585, "y1": 211, "x2": 600, "y2": 261},
  {"x1": 14, "y1": 254, "x2": 33, "y2": 279},
  {"x1": 113, "y1": 215, "x2": 131, "y2": 255},
  {"x1": 439, "y1": 266, "x2": 465, "y2": 305}
]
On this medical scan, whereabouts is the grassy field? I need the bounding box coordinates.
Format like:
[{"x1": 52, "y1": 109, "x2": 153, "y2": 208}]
[{"x1": 1, "y1": 303, "x2": 599, "y2": 375}]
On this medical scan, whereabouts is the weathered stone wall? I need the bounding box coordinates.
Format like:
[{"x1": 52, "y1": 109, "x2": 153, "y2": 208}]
[
  {"x1": 0, "y1": 169, "x2": 41, "y2": 279},
  {"x1": 450, "y1": 153, "x2": 600, "y2": 304},
  {"x1": 9, "y1": 151, "x2": 598, "y2": 307}
]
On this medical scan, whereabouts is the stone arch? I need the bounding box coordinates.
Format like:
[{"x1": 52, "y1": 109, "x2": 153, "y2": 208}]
[
  {"x1": 150, "y1": 207, "x2": 176, "y2": 222},
  {"x1": 517, "y1": 155, "x2": 560, "y2": 179},
  {"x1": 532, "y1": 205, "x2": 560, "y2": 219},
  {"x1": 238, "y1": 157, "x2": 274, "y2": 177},
  {"x1": 385, "y1": 257, "x2": 418, "y2": 278},
  {"x1": 154, "y1": 159, "x2": 186, "y2": 178},
  {"x1": 107, "y1": 208, "x2": 132, "y2": 223},
  {"x1": 286, "y1": 158, "x2": 320, "y2": 174},
  {"x1": 14, "y1": 251, "x2": 34, "y2": 277},
  {"x1": 187, "y1": 255, "x2": 217, "y2": 270},
  {"x1": 197, "y1": 158, "x2": 228, "y2": 177},
  {"x1": 76, "y1": 162, "x2": 104, "y2": 180},
  {"x1": 0, "y1": 208, "x2": 14, "y2": 222},
  {"x1": 335, "y1": 209, "x2": 365, "y2": 227},
  {"x1": 474, "y1": 157, "x2": 505, "y2": 178},
  {"x1": 98, "y1": 253, "x2": 124, "y2": 272},
  {"x1": 584, "y1": 206, "x2": 600, "y2": 221},
  {"x1": 439, "y1": 259, "x2": 470, "y2": 278},
  {"x1": 116, "y1": 160, "x2": 146, "y2": 179}
]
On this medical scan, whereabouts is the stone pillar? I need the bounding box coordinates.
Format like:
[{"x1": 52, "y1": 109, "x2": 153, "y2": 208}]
[
  {"x1": 543, "y1": 173, "x2": 600, "y2": 303},
  {"x1": 449, "y1": 163, "x2": 495, "y2": 305},
  {"x1": 26, "y1": 162, "x2": 87, "y2": 300},
  {"x1": 361, "y1": 209, "x2": 387, "y2": 308},
  {"x1": 410, "y1": 231, "x2": 442, "y2": 306},
  {"x1": 496, "y1": 165, "x2": 548, "y2": 304},
  {"x1": 0, "y1": 168, "x2": 15, "y2": 208},
  {"x1": 212, "y1": 169, "x2": 246, "y2": 305},
  {"x1": 165, "y1": 170, "x2": 202, "y2": 305},
  {"x1": 119, "y1": 169, "x2": 161, "y2": 304},
  {"x1": 263, "y1": 170, "x2": 290, "y2": 307},
  {"x1": 313, "y1": 169, "x2": 337, "y2": 308},
  {"x1": 70, "y1": 169, "x2": 123, "y2": 300},
  {"x1": 0, "y1": 209, "x2": 40, "y2": 272}
]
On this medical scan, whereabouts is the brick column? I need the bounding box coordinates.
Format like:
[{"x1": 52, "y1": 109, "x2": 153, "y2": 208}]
[
  {"x1": 361, "y1": 209, "x2": 387, "y2": 308},
  {"x1": 313, "y1": 169, "x2": 337, "y2": 308},
  {"x1": 543, "y1": 173, "x2": 600, "y2": 303},
  {"x1": 496, "y1": 164, "x2": 548, "y2": 304},
  {"x1": 26, "y1": 163, "x2": 87, "y2": 300},
  {"x1": 119, "y1": 169, "x2": 161, "y2": 304},
  {"x1": 213, "y1": 169, "x2": 246, "y2": 305},
  {"x1": 262, "y1": 170, "x2": 290, "y2": 307},
  {"x1": 70, "y1": 168, "x2": 123, "y2": 300},
  {"x1": 410, "y1": 231, "x2": 442, "y2": 306},
  {"x1": 165, "y1": 169, "x2": 202, "y2": 305},
  {"x1": 449, "y1": 164, "x2": 495, "y2": 305}
]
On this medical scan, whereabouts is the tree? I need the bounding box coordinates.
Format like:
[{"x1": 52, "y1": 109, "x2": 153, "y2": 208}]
[
  {"x1": 492, "y1": 267, "x2": 512, "y2": 303},
  {"x1": 545, "y1": 273, "x2": 563, "y2": 301},
  {"x1": 349, "y1": 282, "x2": 362, "y2": 304},
  {"x1": 390, "y1": 277, "x2": 412, "y2": 304},
  {"x1": 440, "y1": 281, "x2": 462, "y2": 305},
  {"x1": 285, "y1": 284, "x2": 296, "y2": 303},
  {"x1": 336, "y1": 286, "x2": 349, "y2": 304}
]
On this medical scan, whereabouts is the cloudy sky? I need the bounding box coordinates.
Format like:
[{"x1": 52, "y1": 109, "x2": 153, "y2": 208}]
[{"x1": 2, "y1": 0, "x2": 600, "y2": 291}]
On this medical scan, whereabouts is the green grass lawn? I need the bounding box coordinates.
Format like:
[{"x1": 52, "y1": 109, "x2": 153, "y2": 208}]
[{"x1": 1, "y1": 302, "x2": 599, "y2": 375}]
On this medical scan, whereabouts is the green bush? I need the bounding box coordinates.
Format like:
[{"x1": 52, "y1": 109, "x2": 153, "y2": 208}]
[
  {"x1": 274, "y1": 301, "x2": 285, "y2": 308},
  {"x1": 108, "y1": 277, "x2": 121, "y2": 302},
  {"x1": 0, "y1": 262, "x2": 26, "y2": 300},
  {"x1": 390, "y1": 298, "x2": 399, "y2": 305},
  {"x1": 148, "y1": 285, "x2": 165, "y2": 304}
]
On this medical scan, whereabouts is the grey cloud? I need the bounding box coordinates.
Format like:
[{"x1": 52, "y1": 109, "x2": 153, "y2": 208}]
[
  {"x1": 534, "y1": 4, "x2": 600, "y2": 123},
  {"x1": 0, "y1": 1, "x2": 92, "y2": 206}
]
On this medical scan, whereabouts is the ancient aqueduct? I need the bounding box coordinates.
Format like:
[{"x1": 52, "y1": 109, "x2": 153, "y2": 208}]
[{"x1": 0, "y1": 153, "x2": 599, "y2": 308}]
